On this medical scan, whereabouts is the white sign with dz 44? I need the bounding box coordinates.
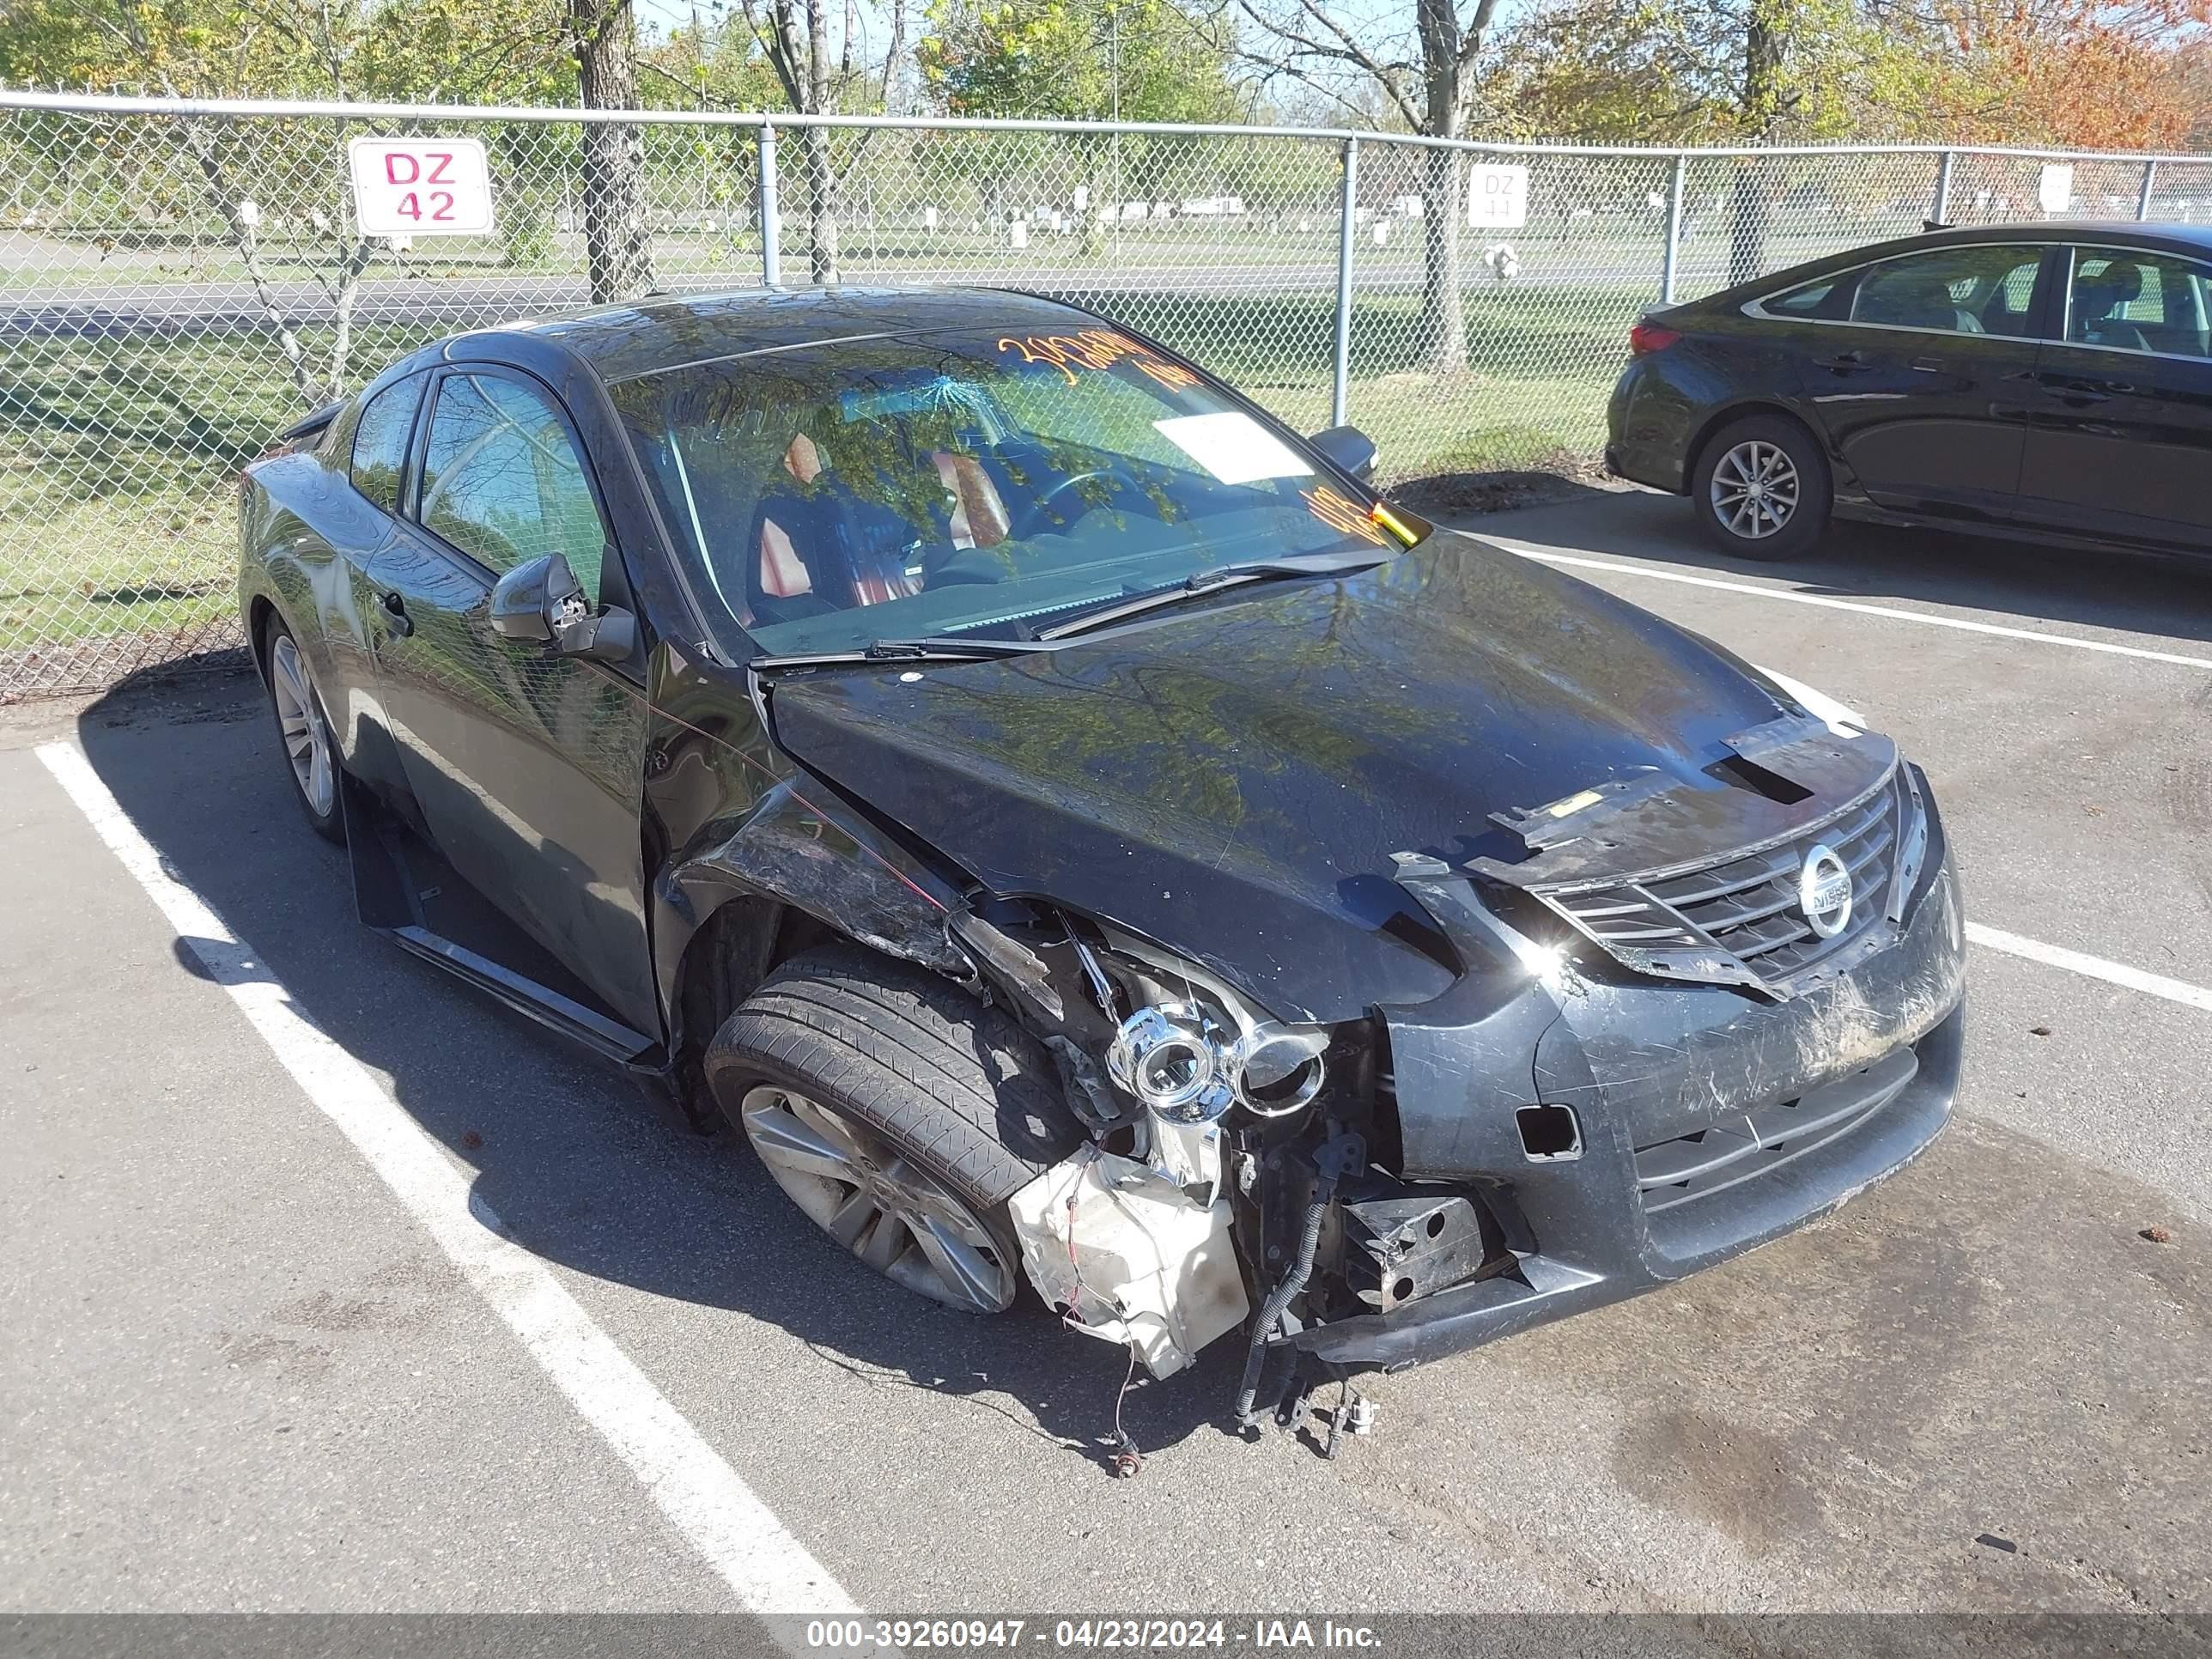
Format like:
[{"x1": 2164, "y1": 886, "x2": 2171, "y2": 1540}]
[{"x1": 1468, "y1": 164, "x2": 1531, "y2": 229}]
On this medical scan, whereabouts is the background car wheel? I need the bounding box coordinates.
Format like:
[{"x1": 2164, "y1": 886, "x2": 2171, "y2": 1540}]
[
  {"x1": 703, "y1": 946, "x2": 1085, "y2": 1315},
  {"x1": 1692, "y1": 414, "x2": 1832, "y2": 561},
  {"x1": 264, "y1": 621, "x2": 344, "y2": 843}
]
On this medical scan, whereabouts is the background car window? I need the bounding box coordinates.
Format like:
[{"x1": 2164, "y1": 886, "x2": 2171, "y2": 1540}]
[
  {"x1": 417, "y1": 373, "x2": 606, "y2": 597},
  {"x1": 2067, "y1": 250, "x2": 2212, "y2": 357},
  {"x1": 1850, "y1": 245, "x2": 2043, "y2": 337},
  {"x1": 349, "y1": 375, "x2": 423, "y2": 514},
  {"x1": 1759, "y1": 277, "x2": 1844, "y2": 318}
]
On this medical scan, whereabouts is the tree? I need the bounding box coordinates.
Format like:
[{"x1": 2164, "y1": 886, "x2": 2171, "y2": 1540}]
[
  {"x1": 568, "y1": 0, "x2": 658, "y2": 301},
  {"x1": 1915, "y1": 0, "x2": 2212, "y2": 151},
  {"x1": 919, "y1": 0, "x2": 1241, "y2": 124},
  {"x1": 918, "y1": 0, "x2": 1244, "y2": 235},
  {"x1": 1490, "y1": 0, "x2": 2206, "y2": 275},
  {"x1": 1235, "y1": 0, "x2": 1504, "y2": 372},
  {"x1": 732, "y1": 0, "x2": 865, "y2": 281},
  {"x1": 0, "y1": 0, "x2": 573, "y2": 401}
]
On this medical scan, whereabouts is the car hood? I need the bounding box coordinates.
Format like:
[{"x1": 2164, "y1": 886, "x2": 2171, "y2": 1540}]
[{"x1": 765, "y1": 531, "x2": 1798, "y2": 1023}]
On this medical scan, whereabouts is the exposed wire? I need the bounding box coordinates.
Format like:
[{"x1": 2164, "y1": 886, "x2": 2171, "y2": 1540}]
[{"x1": 1109, "y1": 1341, "x2": 1143, "y2": 1477}]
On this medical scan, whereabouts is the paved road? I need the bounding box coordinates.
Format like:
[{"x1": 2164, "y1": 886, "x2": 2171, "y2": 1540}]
[
  {"x1": 3, "y1": 491, "x2": 2208, "y2": 1633},
  {"x1": 0, "y1": 257, "x2": 1656, "y2": 336}
]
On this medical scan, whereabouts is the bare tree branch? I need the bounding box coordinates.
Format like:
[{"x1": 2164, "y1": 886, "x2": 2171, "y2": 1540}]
[{"x1": 1235, "y1": 0, "x2": 1425, "y2": 128}]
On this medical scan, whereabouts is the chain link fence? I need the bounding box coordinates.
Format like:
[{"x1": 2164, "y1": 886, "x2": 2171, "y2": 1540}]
[{"x1": 5, "y1": 91, "x2": 2209, "y2": 697}]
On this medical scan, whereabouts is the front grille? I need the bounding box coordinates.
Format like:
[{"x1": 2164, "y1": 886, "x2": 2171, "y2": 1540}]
[
  {"x1": 1633, "y1": 1044, "x2": 1919, "y2": 1217},
  {"x1": 1535, "y1": 772, "x2": 1905, "y2": 998}
]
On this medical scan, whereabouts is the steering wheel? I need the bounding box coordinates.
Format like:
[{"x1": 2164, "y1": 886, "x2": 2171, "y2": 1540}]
[{"x1": 1012, "y1": 462, "x2": 1165, "y2": 538}]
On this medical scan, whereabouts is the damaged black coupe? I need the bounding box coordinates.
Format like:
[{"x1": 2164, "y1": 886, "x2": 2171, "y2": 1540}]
[{"x1": 238, "y1": 289, "x2": 1966, "y2": 1437}]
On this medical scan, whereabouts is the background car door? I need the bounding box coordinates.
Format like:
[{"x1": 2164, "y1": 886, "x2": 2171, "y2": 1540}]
[
  {"x1": 368, "y1": 365, "x2": 659, "y2": 1035},
  {"x1": 2015, "y1": 245, "x2": 2212, "y2": 550},
  {"x1": 1796, "y1": 242, "x2": 2047, "y2": 524}
]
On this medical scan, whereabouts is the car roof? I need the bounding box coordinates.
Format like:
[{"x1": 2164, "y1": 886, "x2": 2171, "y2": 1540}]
[
  {"x1": 515, "y1": 285, "x2": 1100, "y2": 383},
  {"x1": 1944, "y1": 219, "x2": 2212, "y2": 251}
]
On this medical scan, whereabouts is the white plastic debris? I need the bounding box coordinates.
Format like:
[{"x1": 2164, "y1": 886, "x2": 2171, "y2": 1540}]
[{"x1": 1008, "y1": 1146, "x2": 1249, "y2": 1379}]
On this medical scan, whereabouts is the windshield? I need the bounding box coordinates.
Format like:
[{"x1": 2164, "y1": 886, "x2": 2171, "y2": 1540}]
[{"x1": 608, "y1": 325, "x2": 1399, "y2": 657}]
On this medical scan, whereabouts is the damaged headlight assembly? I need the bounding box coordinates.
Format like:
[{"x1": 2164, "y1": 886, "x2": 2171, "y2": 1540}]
[
  {"x1": 1006, "y1": 931, "x2": 1336, "y2": 1389},
  {"x1": 1106, "y1": 1002, "x2": 1327, "y2": 1126}
]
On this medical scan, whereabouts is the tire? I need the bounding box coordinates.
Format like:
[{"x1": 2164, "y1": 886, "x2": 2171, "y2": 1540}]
[
  {"x1": 1692, "y1": 413, "x2": 1833, "y2": 562},
  {"x1": 704, "y1": 945, "x2": 1085, "y2": 1315},
  {"x1": 263, "y1": 617, "x2": 344, "y2": 843}
]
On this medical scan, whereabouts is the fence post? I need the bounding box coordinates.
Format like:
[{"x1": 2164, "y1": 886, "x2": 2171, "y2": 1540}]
[
  {"x1": 1660, "y1": 155, "x2": 1686, "y2": 305},
  {"x1": 1932, "y1": 151, "x2": 1954, "y2": 226},
  {"x1": 2137, "y1": 160, "x2": 2159, "y2": 222},
  {"x1": 757, "y1": 123, "x2": 781, "y2": 288},
  {"x1": 1330, "y1": 135, "x2": 1358, "y2": 429}
]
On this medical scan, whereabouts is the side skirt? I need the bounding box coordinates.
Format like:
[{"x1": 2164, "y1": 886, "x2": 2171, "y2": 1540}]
[{"x1": 343, "y1": 775, "x2": 668, "y2": 1077}]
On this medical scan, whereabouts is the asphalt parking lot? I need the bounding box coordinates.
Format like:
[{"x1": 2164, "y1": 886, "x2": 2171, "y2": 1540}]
[{"x1": 3, "y1": 487, "x2": 2209, "y2": 1632}]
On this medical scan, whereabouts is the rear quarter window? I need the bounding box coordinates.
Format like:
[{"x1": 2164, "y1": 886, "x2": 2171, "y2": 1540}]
[
  {"x1": 350, "y1": 376, "x2": 425, "y2": 514},
  {"x1": 1756, "y1": 276, "x2": 1850, "y2": 319}
]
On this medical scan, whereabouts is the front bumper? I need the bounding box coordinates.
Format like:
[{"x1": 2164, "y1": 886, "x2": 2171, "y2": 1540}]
[{"x1": 1291, "y1": 851, "x2": 1966, "y2": 1371}]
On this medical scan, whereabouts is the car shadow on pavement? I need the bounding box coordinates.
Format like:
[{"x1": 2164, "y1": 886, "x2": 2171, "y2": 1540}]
[
  {"x1": 74, "y1": 666, "x2": 1233, "y2": 1475},
  {"x1": 1461, "y1": 488, "x2": 2212, "y2": 651}
]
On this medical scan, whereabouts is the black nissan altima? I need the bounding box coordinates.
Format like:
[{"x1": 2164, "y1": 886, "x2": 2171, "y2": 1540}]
[
  {"x1": 239, "y1": 288, "x2": 1965, "y2": 1434},
  {"x1": 1607, "y1": 221, "x2": 2212, "y2": 560}
]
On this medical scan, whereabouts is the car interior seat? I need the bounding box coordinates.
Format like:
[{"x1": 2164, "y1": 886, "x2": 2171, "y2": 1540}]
[
  {"x1": 1860, "y1": 271, "x2": 1984, "y2": 333},
  {"x1": 2073, "y1": 265, "x2": 2153, "y2": 352},
  {"x1": 747, "y1": 477, "x2": 927, "y2": 627},
  {"x1": 931, "y1": 452, "x2": 1011, "y2": 549}
]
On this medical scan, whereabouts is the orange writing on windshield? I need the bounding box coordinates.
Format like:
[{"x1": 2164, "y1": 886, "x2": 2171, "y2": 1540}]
[
  {"x1": 1302, "y1": 485, "x2": 1387, "y2": 544},
  {"x1": 997, "y1": 330, "x2": 1200, "y2": 392}
]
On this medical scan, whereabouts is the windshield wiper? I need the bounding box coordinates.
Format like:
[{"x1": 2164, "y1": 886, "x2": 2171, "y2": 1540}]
[
  {"x1": 1036, "y1": 550, "x2": 1394, "y2": 642},
  {"x1": 750, "y1": 635, "x2": 1049, "y2": 671}
]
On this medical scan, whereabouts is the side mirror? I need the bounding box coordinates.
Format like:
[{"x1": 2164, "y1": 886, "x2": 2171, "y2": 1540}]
[
  {"x1": 489, "y1": 552, "x2": 637, "y2": 665},
  {"x1": 1308, "y1": 423, "x2": 1379, "y2": 483}
]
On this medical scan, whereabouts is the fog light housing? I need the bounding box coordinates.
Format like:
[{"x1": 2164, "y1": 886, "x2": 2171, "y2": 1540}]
[{"x1": 1516, "y1": 1103, "x2": 1583, "y2": 1161}]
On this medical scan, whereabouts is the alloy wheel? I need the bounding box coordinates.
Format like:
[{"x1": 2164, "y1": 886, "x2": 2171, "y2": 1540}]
[
  {"x1": 270, "y1": 634, "x2": 335, "y2": 819},
  {"x1": 738, "y1": 1084, "x2": 1018, "y2": 1314},
  {"x1": 1709, "y1": 439, "x2": 1802, "y2": 541}
]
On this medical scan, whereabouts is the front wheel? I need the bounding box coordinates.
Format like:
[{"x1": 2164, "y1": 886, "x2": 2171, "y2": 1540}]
[
  {"x1": 704, "y1": 947, "x2": 1084, "y2": 1315},
  {"x1": 1692, "y1": 415, "x2": 1832, "y2": 561}
]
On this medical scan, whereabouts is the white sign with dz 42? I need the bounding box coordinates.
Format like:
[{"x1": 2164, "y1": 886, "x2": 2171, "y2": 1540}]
[{"x1": 347, "y1": 137, "x2": 495, "y2": 237}]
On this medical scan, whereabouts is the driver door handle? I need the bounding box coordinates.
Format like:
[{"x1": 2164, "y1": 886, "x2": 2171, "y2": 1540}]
[
  {"x1": 1817, "y1": 349, "x2": 1871, "y2": 372},
  {"x1": 380, "y1": 591, "x2": 414, "y2": 637}
]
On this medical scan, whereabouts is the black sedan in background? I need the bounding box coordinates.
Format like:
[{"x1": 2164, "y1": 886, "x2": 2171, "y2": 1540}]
[
  {"x1": 1607, "y1": 221, "x2": 2212, "y2": 560},
  {"x1": 238, "y1": 288, "x2": 1963, "y2": 1444}
]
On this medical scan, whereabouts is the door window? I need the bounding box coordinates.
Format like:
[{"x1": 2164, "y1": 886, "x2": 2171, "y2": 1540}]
[
  {"x1": 1850, "y1": 246, "x2": 2044, "y2": 337},
  {"x1": 349, "y1": 374, "x2": 424, "y2": 514},
  {"x1": 2064, "y1": 249, "x2": 2212, "y2": 358},
  {"x1": 416, "y1": 372, "x2": 608, "y2": 598}
]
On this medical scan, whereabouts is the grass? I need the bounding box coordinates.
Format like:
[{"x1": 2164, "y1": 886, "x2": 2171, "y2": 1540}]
[
  {"x1": 1, "y1": 283, "x2": 1638, "y2": 678},
  {"x1": 1, "y1": 325, "x2": 428, "y2": 672}
]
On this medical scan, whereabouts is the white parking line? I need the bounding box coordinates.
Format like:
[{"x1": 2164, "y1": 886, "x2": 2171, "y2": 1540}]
[
  {"x1": 1498, "y1": 544, "x2": 2212, "y2": 673},
  {"x1": 34, "y1": 741, "x2": 857, "y2": 1620},
  {"x1": 1966, "y1": 921, "x2": 2212, "y2": 1016}
]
